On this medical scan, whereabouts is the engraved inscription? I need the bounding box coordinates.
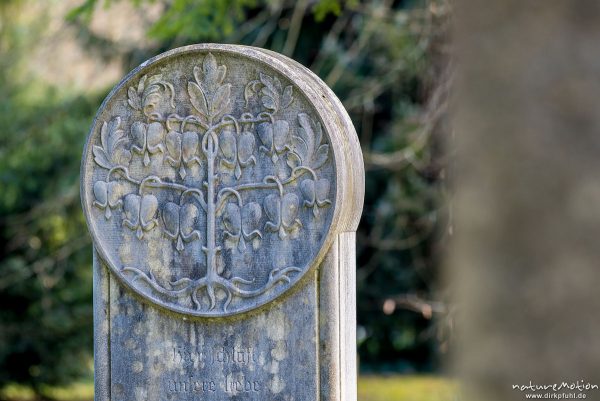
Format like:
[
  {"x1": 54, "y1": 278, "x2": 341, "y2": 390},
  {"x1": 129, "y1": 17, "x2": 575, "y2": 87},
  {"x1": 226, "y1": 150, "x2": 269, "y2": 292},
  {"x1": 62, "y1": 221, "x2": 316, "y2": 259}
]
[
  {"x1": 172, "y1": 346, "x2": 257, "y2": 366},
  {"x1": 82, "y1": 51, "x2": 337, "y2": 316},
  {"x1": 165, "y1": 377, "x2": 261, "y2": 394},
  {"x1": 164, "y1": 343, "x2": 277, "y2": 396}
]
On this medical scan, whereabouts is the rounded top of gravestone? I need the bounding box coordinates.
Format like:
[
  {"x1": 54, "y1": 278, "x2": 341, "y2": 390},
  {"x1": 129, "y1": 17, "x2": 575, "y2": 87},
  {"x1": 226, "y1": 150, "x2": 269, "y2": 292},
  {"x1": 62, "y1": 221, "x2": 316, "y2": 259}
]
[{"x1": 81, "y1": 44, "x2": 364, "y2": 317}]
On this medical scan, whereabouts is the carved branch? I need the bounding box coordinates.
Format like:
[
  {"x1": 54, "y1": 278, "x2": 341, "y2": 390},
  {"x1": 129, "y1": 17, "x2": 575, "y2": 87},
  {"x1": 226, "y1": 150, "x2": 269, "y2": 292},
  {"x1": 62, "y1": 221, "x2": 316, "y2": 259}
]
[
  {"x1": 215, "y1": 188, "x2": 243, "y2": 216},
  {"x1": 181, "y1": 188, "x2": 207, "y2": 212},
  {"x1": 106, "y1": 166, "x2": 141, "y2": 185}
]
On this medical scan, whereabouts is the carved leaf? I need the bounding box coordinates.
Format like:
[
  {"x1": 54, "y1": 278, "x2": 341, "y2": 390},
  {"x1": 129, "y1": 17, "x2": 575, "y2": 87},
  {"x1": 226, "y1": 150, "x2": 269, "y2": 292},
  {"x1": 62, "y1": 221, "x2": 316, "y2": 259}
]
[
  {"x1": 211, "y1": 83, "x2": 231, "y2": 118},
  {"x1": 281, "y1": 193, "x2": 300, "y2": 227},
  {"x1": 93, "y1": 146, "x2": 111, "y2": 169},
  {"x1": 300, "y1": 179, "x2": 315, "y2": 206},
  {"x1": 261, "y1": 95, "x2": 276, "y2": 111},
  {"x1": 259, "y1": 73, "x2": 276, "y2": 96},
  {"x1": 142, "y1": 86, "x2": 162, "y2": 116},
  {"x1": 163, "y1": 202, "x2": 180, "y2": 238},
  {"x1": 203, "y1": 53, "x2": 219, "y2": 91},
  {"x1": 237, "y1": 132, "x2": 256, "y2": 165},
  {"x1": 244, "y1": 80, "x2": 260, "y2": 107},
  {"x1": 140, "y1": 195, "x2": 158, "y2": 227},
  {"x1": 302, "y1": 178, "x2": 330, "y2": 203},
  {"x1": 124, "y1": 194, "x2": 141, "y2": 226},
  {"x1": 131, "y1": 122, "x2": 147, "y2": 153},
  {"x1": 182, "y1": 132, "x2": 199, "y2": 164},
  {"x1": 301, "y1": 178, "x2": 330, "y2": 215},
  {"x1": 316, "y1": 178, "x2": 330, "y2": 202},
  {"x1": 107, "y1": 117, "x2": 126, "y2": 155},
  {"x1": 273, "y1": 76, "x2": 283, "y2": 93},
  {"x1": 143, "y1": 75, "x2": 175, "y2": 110},
  {"x1": 242, "y1": 202, "x2": 262, "y2": 235},
  {"x1": 256, "y1": 122, "x2": 273, "y2": 152},
  {"x1": 164, "y1": 81, "x2": 176, "y2": 109},
  {"x1": 286, "y1": 151, "x2": 301, "y2": 169},
  {"x1": 106, "y1": 181, "x2": 121, "y2": 207},
  {"x1": 146, "y1": 74, "x2": 164, "y2": 87},
  {"x1": 218, "y1": 129, "x2": 237, "y2": 164},
  {"x1": 259, "y1": 73, "x2": 278, "y2": 111},
  {"x1": 297, "y1": 113, "x2": 315, "y2": 159},
  {"x1": 273, "y1": 120, "x2": 290, "y2": 153},
  {"x1": 166, "y1": 131, "x2": 182, "y2": 165},
  {"x1": 188, "y1": 81, "x2": 209, "y2": 118},
  {"x1": 314, "y1": 120, "x2": 323, "y2": 148},
  {"x1": 312, "y1": 144, "x2": 329, "y2": 169},
  {"x1": 217, "y1": 65, "x2": 226, "y2": 85},
  {"x1": 263, "y1": 194, "x2": 280, "y2": 229},
  {"x1": 193, "y1": 66, "x2": 202, "y2": 87},
  {"x1": 114, "y1": 147, "x2": 132, "y2": 166},
  {"x1": 94, "y1": 181, "x2": 120, "y2": 219},
  {"x1": 281, "y1": 85, "x2": 294, "y2": 109},
  {"x1": 143, "y1": 85, "x2": 160, "y2": 101},
  {"x1": 180, "y1": 203, "x2": 199, "y2": 237},
  {"x1": 290, "y1": 135, "x2": 309, "y2": 164},
  {"x1": 100, "y1": 121, "x2": 109, "y2": 151},
  {"x1": 93, "y1": 181, "x2": 108, "y2": 206},
  {"x1": 223, "y1": 203, "x2": 241, "y2": 235},
  {"x1": 146, "y1": 122, "x2": 165, "y2": 153},
  {"x1": 137, "y1": 75, "x2": 147, "y2": 95},
  {"x1": 128, "y1": 86, "x2": 141, "y2": 110}
]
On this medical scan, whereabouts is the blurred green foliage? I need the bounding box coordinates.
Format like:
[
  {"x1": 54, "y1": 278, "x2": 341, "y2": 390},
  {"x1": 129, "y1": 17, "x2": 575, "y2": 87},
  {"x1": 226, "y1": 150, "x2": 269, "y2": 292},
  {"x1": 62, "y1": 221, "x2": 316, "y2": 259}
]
[
  {"x1": 0, "y1": 0, "x2": 450, "y2": 395},
  {"x1": 358, "y1": 375, "x2": 459, "y2": 401},
  {"x1": 0, "y1": 376, "x2": 459, "y2": 401},
  {"x1": 0, "y1": 1, "x2": 98, "y2": 392}
]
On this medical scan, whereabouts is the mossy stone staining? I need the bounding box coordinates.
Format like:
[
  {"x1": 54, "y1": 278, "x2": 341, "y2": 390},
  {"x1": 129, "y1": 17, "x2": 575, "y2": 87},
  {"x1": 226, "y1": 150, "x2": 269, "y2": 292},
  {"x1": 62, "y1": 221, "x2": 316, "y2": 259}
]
[{"x1": 81, "y1": 46, "x2": 337, "y2": 316}]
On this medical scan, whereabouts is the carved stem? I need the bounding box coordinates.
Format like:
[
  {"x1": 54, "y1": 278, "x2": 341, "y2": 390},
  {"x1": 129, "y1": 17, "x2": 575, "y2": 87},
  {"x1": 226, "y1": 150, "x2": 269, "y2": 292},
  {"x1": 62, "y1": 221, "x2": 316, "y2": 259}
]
[
  {"x1": 215, "y1": 188, "x2": 243, "y2": 215},
  {"x1": 264, "y1": 175, "x2": 284, "y2": 196},
  {"x1": 223, "y1": 165, "x2": 317, "y2": 195},
  {"x1": 203, "y1": 131, "x2": 220, "y2": 282},
  {"x1": 181, "y1": 188, "x2": 207, "y2": 212},
  {"x1": 107, "y1": 166, "x2": 141, "y2": 185},
  {"x1": 164, "y1": 114, "x2": 209, "y2": 131},
  {"x1": 291, "y1": 166, "x2": 318, "y2": 182},
  {"x1": 139, "y1": 175, "x2": 190, "y2": 194}
]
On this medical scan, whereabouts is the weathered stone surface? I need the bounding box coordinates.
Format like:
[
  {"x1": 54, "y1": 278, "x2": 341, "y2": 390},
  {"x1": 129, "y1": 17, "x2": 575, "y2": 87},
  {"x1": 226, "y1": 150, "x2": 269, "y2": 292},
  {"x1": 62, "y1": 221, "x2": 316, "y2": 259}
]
[{"x1": 82, "y1": 44, "x2": 364, "y2": 401}]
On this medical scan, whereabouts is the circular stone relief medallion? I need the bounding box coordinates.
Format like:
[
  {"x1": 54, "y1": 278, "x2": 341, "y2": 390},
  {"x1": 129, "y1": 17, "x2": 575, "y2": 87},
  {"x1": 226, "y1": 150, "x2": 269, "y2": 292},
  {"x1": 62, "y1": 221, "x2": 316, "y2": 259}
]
[{"x1": 81, "y1": 45, "x2": 338, "y2": 316}]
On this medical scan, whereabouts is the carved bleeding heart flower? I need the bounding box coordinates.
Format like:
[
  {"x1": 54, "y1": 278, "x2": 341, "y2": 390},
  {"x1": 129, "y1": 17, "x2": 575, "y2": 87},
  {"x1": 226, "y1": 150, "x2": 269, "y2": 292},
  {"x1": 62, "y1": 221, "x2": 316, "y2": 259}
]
[
  {"x1": 123, "y1": 194, "x2": 159, "y2": 239},
  {"x1": 93, "y1": 181, "x2": 122, "y2": 219},
  {"x1": 300, "y1": 178, "x2": 332, "y2": 217},
  {"x1": 162, "y1": 202, "x2": 201, "y2": 252},
  {"x1": 222, "y1": 202, "x2": 262, "y2": 252},
  {"x1": 256, "y1": 120, "x2": 290, "y2": 163},
  {"x1": 264, "y1": 193, "x2": 302, "y2": 240},
  {"x1": 131, "y1": 121, "x2": 165, "y2": 166},
  {"x1": 165, "y1": 130, "x2": 201, "y2": 179},
  {"x1": 219, "y1": 128, "x2": 256, "y2": 179}
]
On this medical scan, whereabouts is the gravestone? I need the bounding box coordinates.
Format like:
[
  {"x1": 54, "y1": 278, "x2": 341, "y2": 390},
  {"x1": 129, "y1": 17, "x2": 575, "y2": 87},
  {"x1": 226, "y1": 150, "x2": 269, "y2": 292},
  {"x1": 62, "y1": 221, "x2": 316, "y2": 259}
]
[{"x1": 81, "y1": 44, "x2": 364, "y2": 401}]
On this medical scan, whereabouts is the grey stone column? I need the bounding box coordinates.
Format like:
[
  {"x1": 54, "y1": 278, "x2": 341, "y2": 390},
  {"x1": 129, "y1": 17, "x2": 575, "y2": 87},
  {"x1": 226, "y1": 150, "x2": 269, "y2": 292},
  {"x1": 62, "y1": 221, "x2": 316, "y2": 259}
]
[{"x1": 451, "y1": 2, "x2": 600, "y2": 400}]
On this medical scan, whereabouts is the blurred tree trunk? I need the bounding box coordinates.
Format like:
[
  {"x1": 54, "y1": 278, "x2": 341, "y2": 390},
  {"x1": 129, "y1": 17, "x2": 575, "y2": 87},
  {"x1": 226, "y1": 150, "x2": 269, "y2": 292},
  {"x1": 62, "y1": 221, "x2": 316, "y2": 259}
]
[{"x1": 451, "y1": 1, "x2": 600, "y2": 400}]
